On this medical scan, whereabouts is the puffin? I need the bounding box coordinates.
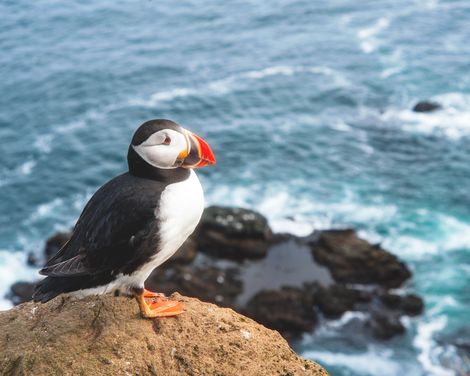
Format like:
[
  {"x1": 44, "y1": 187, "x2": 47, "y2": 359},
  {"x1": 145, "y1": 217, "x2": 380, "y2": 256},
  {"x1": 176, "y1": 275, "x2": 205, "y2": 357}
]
[{"x1": 33, "y1": 119, "x2": 216, "y2": 318}]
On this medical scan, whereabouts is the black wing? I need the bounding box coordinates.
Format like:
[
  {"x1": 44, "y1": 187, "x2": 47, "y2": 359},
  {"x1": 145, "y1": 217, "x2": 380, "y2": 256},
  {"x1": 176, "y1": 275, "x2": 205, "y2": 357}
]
[{"x1": 40, "y1": 173, "x2": 164, "y2": 277}]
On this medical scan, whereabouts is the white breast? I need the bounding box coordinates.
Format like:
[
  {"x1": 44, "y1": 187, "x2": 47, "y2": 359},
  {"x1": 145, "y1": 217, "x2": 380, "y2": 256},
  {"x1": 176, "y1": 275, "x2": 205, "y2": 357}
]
[
  {"x1": 128, "y1": 170, "x2": 204, "y2": 286},
  {"x1": 154, "y1": 169, "x2": 204, "y2": 265}
]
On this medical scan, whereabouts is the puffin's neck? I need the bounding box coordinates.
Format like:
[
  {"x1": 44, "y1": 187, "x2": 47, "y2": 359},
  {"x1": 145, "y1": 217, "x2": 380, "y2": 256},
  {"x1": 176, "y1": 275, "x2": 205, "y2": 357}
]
[{"x1": 127, "y1": 145, "x2": 190, "y2": 183}]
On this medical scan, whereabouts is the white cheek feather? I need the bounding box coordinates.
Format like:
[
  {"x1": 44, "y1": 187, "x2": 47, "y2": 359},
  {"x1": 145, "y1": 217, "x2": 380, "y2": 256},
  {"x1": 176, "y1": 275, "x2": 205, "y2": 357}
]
[
  {"x1": 132, "y1": 129, "x2": 187, "y2": 169},
  {"x1": 70, "y1": 170, "x2": 204, "y2": 298}
]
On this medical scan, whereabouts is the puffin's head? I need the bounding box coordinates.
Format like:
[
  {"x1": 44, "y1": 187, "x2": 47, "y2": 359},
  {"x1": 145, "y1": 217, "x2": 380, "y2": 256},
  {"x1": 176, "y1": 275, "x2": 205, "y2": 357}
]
[{"x1": 128, "y1": 119, "x2": 216, "y2": 175}]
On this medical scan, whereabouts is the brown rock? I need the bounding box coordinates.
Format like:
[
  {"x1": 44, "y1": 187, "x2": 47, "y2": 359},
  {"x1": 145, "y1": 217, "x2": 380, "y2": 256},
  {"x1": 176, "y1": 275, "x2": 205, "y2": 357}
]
[
  {"x1": 27, "y1": 231, "x2": 72, "y2": 267},
  {"x1": 379, "y1": 292, "x2": 402, "y2": 309},
  {"x1": 412, "y1": 100, "x2": 441, "y2": 113},
  {"x1": 314, "y1": 284, "x2": 361, "y2": 319},
  {"x1": 0, "y1": 294, "x2": 327, "y2": 376},
  {"x1": 379, "y1": 293, "x2": 424, "y2": 316},
  {"x1": 146, "y1": 265, "x2": 243, "y2": 308},
  {"x1": 310, "y1": 229, "x2": 411, "y2": 288},
  {"x1": 244, "y1": 287, "x2": 317, "y2": 338},
  {"x1": 44, "y1": 231, "x2": 72, "y2": 261},
  {"x1": 367, "y1": 312, "x2": 405, "y2": 340},
  {"x1": 401, "y1": 294, "x2": 424, "y2": 316},
  {"x1": 9, "y1": 281, "x2": 36, "y2": 305},
  {"x1": 197, "y1": 206, "x2": 273, "y2": 260}
]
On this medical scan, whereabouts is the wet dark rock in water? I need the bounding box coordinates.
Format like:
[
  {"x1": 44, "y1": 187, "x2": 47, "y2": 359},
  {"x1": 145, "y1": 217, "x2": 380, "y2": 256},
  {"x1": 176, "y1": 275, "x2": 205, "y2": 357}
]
[
  {"x1": 146, "y1": 264, "x2": 243, "y2": 308},
  {"x1": 401, "y1": 294, "x2": 424, "y2": 315},
  {"x1": 367, "y1": 312, "x2": 406, "y2": 340},
  {"x1": 8, "y1": 207, "x2": 424, "y2": 343},
  {"x1": 196, "y1": 206, "x2": 273, "y2": 260},
  {"x1": 26, "y1": 252, "x2": 40, "y2": 267},
  {"x1": 44, "y1": 231, "x2": 72, "y2": 261},
  {"x1": 27, "y1": 231, "x2": 72, "y2": 267},
  {"x1": 313, "y1": 283, "x2": 362, "y2": 319},
  {"x1": 310, "y1": 229, "x2": 411, "y2": 288},
  {"x1": 244, "y1": 286, "x2": 317, "y2": 337},
  {"x1": 380, "y1": 292, "x2": 424, "y2": 316},
  {"x1": 412, "y1": 100, "x2": 442, "y2": 113},
  {"x1": 379, "y1": 292, "x2": 401, "y2": 308},
  {"x1": 8, "y1": 281, "x2": 35, "y2": 305}
]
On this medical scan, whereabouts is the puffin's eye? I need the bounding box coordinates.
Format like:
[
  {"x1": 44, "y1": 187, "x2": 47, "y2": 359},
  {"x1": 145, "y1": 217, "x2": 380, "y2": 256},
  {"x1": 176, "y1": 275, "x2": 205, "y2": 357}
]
[{"x1": 163, "y1": 136, "x2": 171, "y2": 145}]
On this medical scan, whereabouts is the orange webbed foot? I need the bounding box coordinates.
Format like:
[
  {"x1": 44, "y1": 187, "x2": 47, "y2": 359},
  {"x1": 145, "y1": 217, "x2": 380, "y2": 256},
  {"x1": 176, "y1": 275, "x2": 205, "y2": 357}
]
[
  {"x1": 143, "y1": 288, "x2": 166, "y2": 299},
  {"x1": 148, "y1": 299, "x2": 184, "y2": 317},
  {"x1": 135, "y1": 289, "x2": 184, "y2": 318}
]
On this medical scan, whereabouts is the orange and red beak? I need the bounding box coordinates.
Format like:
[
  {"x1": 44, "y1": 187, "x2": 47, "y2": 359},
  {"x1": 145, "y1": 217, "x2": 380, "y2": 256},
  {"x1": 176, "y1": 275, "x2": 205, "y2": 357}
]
[{"x1": 181, "y1": 131, "x2": 216, "y2": 168}]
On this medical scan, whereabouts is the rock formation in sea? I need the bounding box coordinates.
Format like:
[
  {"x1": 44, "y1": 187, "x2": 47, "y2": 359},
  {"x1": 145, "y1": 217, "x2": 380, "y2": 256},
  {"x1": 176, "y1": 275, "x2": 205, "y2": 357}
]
[
  {"x1": 9, "y1": 205, "x2": 424, "y2": 342},
  {"x1": 0, "y1": 294, "x2": 327, "y2": 375},
  {"x1": 412, "y1": 100, "x2": 442, "y2": 113}
]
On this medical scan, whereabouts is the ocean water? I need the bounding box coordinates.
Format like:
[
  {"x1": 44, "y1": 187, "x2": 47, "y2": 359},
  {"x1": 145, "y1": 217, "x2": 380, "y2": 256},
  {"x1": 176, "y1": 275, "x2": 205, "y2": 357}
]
[{"x1": 1, "y1": 1, "x2": 469, "y2": 374}]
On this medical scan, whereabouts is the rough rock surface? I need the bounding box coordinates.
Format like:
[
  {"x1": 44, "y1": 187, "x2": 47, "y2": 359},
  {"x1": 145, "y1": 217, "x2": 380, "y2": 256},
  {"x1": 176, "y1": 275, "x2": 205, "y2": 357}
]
[
  {"x1": 313, "y1": 284, "x2": 363, "y2": 319},
  {"x1": 366, "y1": 312, "x2": 406, "y2": 340},
  {"x1": 147, "y1": 265, "x2": 243, "y2": 308},
  {"x1": 27, "y1": 231, "x2": 72, "y2": 267},
  {"x1": 244, "y1": 287, "x2": 317, "y2": 337},
  {"x1": 412, "y1": 100, "x2": 442, "y2": 113},
  {"x1": 380, "y1": 292, "x2": 424, "y2": 316},
  {"x1": 310, "y1": 229, "x2": 411, "y2": 288},
  {"x1": 0, "y1": 294, "x2": 327, "y2": 376},
  {"x1": 196, "y1": 206, "x2": 273, "y2": 260}
]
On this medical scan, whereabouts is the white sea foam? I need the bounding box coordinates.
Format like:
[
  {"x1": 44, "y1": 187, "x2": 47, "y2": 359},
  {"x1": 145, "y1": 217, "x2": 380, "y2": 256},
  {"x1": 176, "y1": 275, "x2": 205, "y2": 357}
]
[
  {"x1": 0, "y1": 159, "x2": 37, "y2": 187},
  {"x1": 55, "y1": 119, "x2": 87, "y2": 134},
  {"x1": 358, "y1": 18, "x2": 390, "y2": 39},
  {"x1": 303, "y1": 346, "x2": 401, "y2": 376},
  {"x1": 33, "y1": 134, "x2": 54, "y2": 153},
  {"x1": 0, "y1": 250, "x2": 37, "y2": 310},
  {"x1": 19, "y1": 160, "x2": 36, "y2": 176},
  {"x1": 427, "y1": 296, "x2": 459, "y2": 317},
  {"x1": 380, "y1": 48, "x2": 406, "y2": 78},
  {"x1": 330, "y1": 120, "x2": 353, "y2": 132},
  {"x1": 244, "y1": 65, "x2": 295, "y2": 79},
  {"x1": 27, "y1": 198, "x2": 64, "y2": 223},
  {"x1": 381, "y1": 93, "x2": 470, "y2": 140},
  {"x1": 357, "y1": 17, "x2": 390, "y2": 53},
  {"x1": 128, "y1": 65, "x2": 350, "y2": 108},
  {"x1": 206, "y1": 182, "x2": 470, "y2": 266},
  {"x1": 383, "y1": 212, "x2": 470, "y2": 260},
  {"x1": 206, "y1": 185, "x2": 398, "y2": 237},
  {"x1": 29, "y1": 102, "x2": 125, "y2": 159},
  {"x1": 323, "y1": 311, "x2": 368, "y2": 330},
  {"x1": 128, "y1": 87, "x2": 197, "y2": 107},
  {"x1": 414, "y1": 316, "x2": 455, "y2": 376}
]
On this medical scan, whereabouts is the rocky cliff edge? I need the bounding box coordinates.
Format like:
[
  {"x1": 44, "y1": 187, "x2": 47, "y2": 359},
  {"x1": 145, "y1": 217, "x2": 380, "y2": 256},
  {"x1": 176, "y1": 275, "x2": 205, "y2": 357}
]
[{"x1": 0, "y1": 293, "x2": 327, "y2": 376}]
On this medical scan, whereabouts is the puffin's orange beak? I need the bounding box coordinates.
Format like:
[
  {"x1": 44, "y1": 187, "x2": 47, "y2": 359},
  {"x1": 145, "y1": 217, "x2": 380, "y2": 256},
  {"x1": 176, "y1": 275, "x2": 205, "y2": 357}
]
[
  {"x1": 181, "y1": 132, "x2": 216, "y2": 168},
  {"x1": 190, "y1": 133, "x2": 216, "y2": 167}
]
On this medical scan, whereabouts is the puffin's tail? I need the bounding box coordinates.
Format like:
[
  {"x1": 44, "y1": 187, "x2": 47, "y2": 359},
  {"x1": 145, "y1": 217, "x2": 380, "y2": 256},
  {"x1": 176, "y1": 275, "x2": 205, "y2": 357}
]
[{"x1": 33, "y1": 277, "x2": 65, "y2": 303}]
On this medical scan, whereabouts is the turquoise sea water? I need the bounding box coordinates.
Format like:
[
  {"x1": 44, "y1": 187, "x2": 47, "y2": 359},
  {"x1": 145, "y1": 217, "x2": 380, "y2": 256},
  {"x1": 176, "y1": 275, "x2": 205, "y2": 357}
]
[{"x1": 1, "y1": 1, "x2": 469, "y2": 374}]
